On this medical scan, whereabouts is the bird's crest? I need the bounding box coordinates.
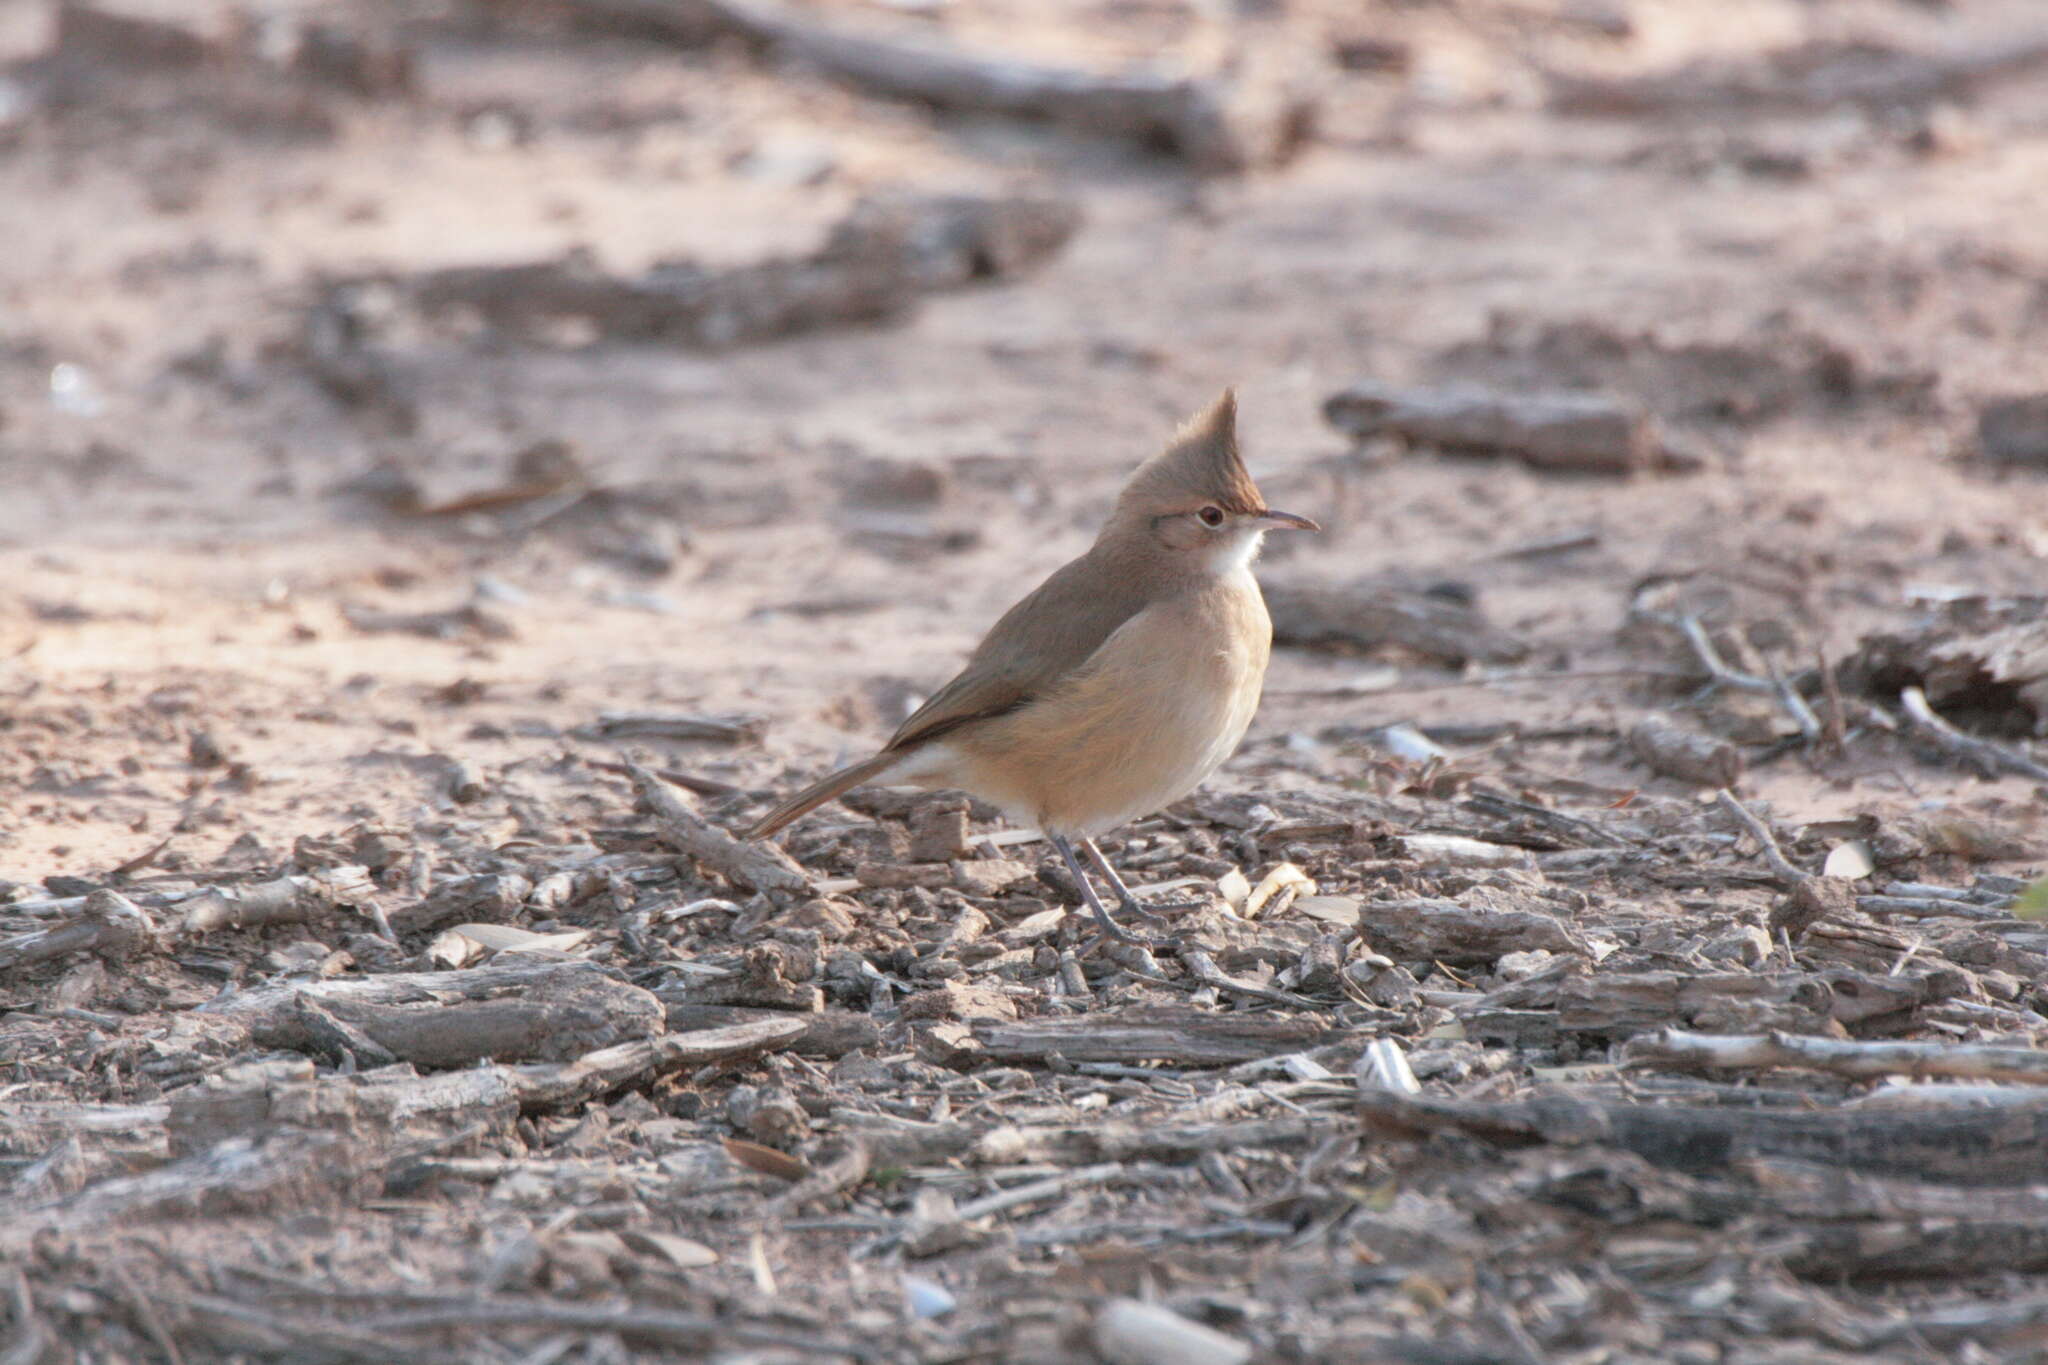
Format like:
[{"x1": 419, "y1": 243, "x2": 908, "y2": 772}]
[{"x1": 1116, "y1": 389, "x2": 1266, "y2": 517}]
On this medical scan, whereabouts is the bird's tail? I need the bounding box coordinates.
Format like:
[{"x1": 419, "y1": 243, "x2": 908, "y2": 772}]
[{"x1": 745, "y1": 751, "x2": 900, "y2": 839}]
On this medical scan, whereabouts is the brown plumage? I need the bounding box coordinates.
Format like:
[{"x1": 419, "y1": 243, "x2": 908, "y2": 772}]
[{"x1": 746, "y1": 390, "x2": 1317, "y2": 941}]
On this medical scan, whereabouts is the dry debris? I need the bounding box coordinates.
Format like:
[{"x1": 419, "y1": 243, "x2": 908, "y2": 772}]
[{"x1": 9, "y1": 0, "x2": 2048, "y2": 1361}]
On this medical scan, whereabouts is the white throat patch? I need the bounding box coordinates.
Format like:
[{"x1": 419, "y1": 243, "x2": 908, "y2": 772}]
[{"x1": 1210, "y1": 527, "x2": 1266, "y2": 576}]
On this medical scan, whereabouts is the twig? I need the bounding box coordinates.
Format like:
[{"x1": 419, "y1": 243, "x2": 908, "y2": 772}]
[
  {"x1": 1815, "y1": 642, "x2": 1849, "y2": 757},
  {"x1": 1764, "y1": 654, "x2": 1823, "y2": 743},
  {"x1": 1176, "y1": 946, "x2": 1318, "y2": 1009},
  {"x1": 1899, "y1": 686, "x2": 2048, "y2": 783},
  {"x1": 769, "y1": 1138, "x2": 872, "y2": 1217},
  {"x1": 108, "y1": 1260, "x2": 185, "y2": 1365},
  {"x1": 574, "y1": 712, "x2": 765, "y2": 745},
  {"x1": 108, "y1": 835, "x2": 175, "y2": 882},
  {"x1": 585, "y1": 757, "x2": 748, "y2": 798},
  {"x1": 1672, "y1": 613, "x2": 1775, "y2": 696},
  {"x1": 1462, "y1": 790, "x2": 1640, "y2": 850},
  {"x1": 507, "y1": 1019, "x2": 809, "y2": 1109},
  {"x1": 973, "y1": 1005, "x2": 1327, "y2": 1067},
  {"x1": 953, "y1": 1163, "x2": 1125, "y2": 1222},
  {"x1": 626, "y1": 762, "x2": 810, "y2": 895},
  {"x1": 1714, "y1": 790, "x2": 1808, "y2": 888}
]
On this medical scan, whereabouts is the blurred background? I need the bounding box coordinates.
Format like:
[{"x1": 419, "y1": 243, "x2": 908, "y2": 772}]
[{"x1": 2, "y1": 0, "x2": 2047, "y2": 874}]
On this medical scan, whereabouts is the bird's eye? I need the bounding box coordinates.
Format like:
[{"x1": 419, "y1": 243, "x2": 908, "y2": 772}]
[{"x1": 1197, "y1": 506, "x2": 1225, "y2": 528}]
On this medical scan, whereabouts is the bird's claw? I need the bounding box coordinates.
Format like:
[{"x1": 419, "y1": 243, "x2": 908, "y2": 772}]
[{"x1": 1080, "y1": 903, "x2": 1174, "y2": 951}]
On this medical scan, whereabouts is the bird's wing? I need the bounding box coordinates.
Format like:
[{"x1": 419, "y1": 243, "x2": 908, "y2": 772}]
[{"x1": 886, "y1": 550, "x2": 1150, "y2": 752}]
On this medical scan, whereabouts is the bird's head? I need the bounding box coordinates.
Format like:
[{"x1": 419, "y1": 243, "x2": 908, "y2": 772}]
[{"x1": 1111, "y1": 389, "x2": 1318, "y2": 572}]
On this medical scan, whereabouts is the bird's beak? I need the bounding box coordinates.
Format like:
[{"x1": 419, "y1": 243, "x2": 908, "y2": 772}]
[{"x1": 1255, "y1": 508, "x2": 1320, "y2": 532}]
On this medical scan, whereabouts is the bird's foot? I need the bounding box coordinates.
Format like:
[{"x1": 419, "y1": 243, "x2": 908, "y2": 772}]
[{"x1": 1078, "y1": 900, "x2": 1174, "y2": 950}]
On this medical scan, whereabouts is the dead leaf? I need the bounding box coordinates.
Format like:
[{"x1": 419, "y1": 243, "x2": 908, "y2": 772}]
[{"x1": 1244, "y1": 863, "x2": 1315, "y2": 919}]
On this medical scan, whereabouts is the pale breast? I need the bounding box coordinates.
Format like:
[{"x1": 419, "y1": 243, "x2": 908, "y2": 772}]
[{"x1": 949, "y1": 572, "x2": 1273, "y2": 837}]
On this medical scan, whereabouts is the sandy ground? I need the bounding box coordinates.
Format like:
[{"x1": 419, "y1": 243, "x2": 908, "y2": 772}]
[{"x1": 3, "y1": 0, "x2": 2045, "y2": 886}]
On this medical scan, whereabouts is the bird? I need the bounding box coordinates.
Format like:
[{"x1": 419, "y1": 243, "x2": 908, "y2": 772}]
[{"x1": 745, "y1": 390, "x2": 1317, "y2": 941}]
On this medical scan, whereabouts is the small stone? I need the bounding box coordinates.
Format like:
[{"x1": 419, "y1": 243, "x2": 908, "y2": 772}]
[
  {"x1": 1699, "y1": 924, "x2": 1773, "y2": 966},
  {"x1": 1979, "y1": 394, "x2": 2048, "y2": 468},
  {"x1": 187, "y1": 730, "x2": 228, "y2": 769},
  {"x1": 854, "y1": 862, "x2": 949, "y2": 890},
  {"x1": 950, "y1": 858, "x2": 1033, "y2": 897},
  {"x1": 908, "y1": 803, "x2": 972, "y2": 862},
  {"x1": 904, "y1": 1273, "x2": 958, "y2": 1318},
  {"x1": 779, "y1": 897, "x2": 859, "y2": 938},
  {"x1": 544, "y1": 1232, "x2": 623, "y2": 1295},
  {"x1": 839, "y1": 455, "x2": 948, "y2": 509},
  {"x1": 1495, "y1": 949, "x2": 1554, "y2": 981},
  {"x1": 727, "y1": 1085, "x2": 809, "y2": 1149},
  {"x1": 914, "y1": 1021, "x2": 982, "y2": 1067}
]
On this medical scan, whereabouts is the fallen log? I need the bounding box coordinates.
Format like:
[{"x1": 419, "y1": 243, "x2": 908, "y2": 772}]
[
  {"x1": 660, "y1": 1003, "x2": 878, "y2": 1057},
  {"x1": 1529, "y1": 1152, "x2": 2048, "y2": 1281},
  {"x1": 196, "y1": 960, "x2": 623, "y2": 1042},
  {"x1": 1265, "y1": 582, "x2": 1529, "y2": 666},
  {"x1": 1556, "y1": 968, "x2": 1931, "y2": 1037},
  {"x1": 180, "y1": 868, "x2": 376, "y2": 934},
  {"x1": 1546, "y1": 34, "x2": 2048, "y2": 117},
  {"x1": 969, "y1": 1006, "x2": 1327, "y2": 1067},
  {"x1": 565, "y1": 0, "x2": 1314, "y2": 171},
  {"x1": 329, "y1": 1019, "x2": 810, "y2": 1127},
  {"x1": 1900, "y1": 685, "x2": 2048, "y2": 782},
  {"x1": 1359, "y1": 1086, "x2": 2048, "y2": 1184},
  {"x1": 0, "y1": 1132, "x2": 354, "y2": 1251},
  {"x1": 342, "y1": 193, "x2": 1077, "y2": 352},
  {"x1": 1465, "y1": 967, "x2": 1944, "y2": 1043},
  {"x1": 662, "y1": 942, "x2": 823, "y2": 1012},
  {"x1": 1356, "y1": 898, "x2": 1585, "y2": 967},
  {"x1": 293, "y1": 970, "x2": 665, "y2": 1068},
  {"x1": 0, "y1": 889, "x2": 156, "y2": 972},
  {"x1": 1628, "y1": 715, "x2": 1744, "y2": 787},
  {"x1": 1324, "y1": 378, "x2": 1689, "y2": 474},
  {"x1": 1624, "y1": 1028, "x2": 2048, "y2": 1085},
  {"x1": 977, "y1": 1115, "x2": 1342, "y2": 1165}
]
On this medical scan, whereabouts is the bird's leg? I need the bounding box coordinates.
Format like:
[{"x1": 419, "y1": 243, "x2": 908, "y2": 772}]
[
  {"x1": 1080, "y1": 839, "x2": 1205, "y2": 919},
  {"x1": 1049, "y1": 835, "x2": 1157, "y2": 945}
]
